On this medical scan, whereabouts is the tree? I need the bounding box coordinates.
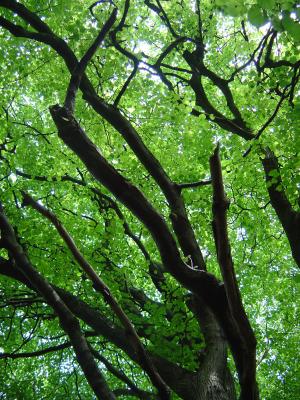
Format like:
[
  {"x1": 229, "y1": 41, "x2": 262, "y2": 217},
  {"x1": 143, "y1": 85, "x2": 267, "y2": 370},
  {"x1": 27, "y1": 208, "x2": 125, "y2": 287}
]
[{"x1": 0, "y1": 0, "x2": 299, "y2": 399}]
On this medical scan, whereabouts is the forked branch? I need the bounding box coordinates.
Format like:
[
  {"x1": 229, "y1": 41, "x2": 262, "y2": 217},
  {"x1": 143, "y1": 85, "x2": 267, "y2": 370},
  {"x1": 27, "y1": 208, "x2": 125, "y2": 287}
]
[
  {"x1": 22, "y1": 193, "x2": 171, "y2": 400},
  {"x1": 0, "y1": 204, "x2": 116, "y2": 400},
  {"x1": 0, "y1": 0, "x2": 206, "y2": 273},
  {"x1": 64, "y1": 7, "x2": 117, "y2": 113},
  {"x1": 209, "y1": 145, "x2": 258, "y2": 399}
]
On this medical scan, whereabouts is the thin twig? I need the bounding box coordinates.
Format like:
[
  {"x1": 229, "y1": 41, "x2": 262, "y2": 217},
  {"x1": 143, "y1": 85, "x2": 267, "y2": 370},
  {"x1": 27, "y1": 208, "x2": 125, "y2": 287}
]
[
  {"x1": 64, "y1": 8, "x2": 117, "y2": 112},
  {"x1": 176, "y1": 179, "x2": 211, "y2": 191},
  {"x1": 243, "y1": 85, "x2": 290, "y2": 157}
]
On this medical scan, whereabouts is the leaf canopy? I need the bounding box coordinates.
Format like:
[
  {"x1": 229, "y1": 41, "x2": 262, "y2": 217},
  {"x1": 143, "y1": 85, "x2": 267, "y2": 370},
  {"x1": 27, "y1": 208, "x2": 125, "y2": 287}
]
[{"x1": 0, "y1": 1, "x2": 299, "y2": 399}]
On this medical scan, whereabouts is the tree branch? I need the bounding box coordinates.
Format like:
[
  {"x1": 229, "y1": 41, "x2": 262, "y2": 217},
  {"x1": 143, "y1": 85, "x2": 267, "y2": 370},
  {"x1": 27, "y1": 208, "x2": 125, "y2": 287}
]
[
  {"x1": 113, "y1": 62, "x2": 139, "y2": 107},
  {"x1": 13, "y1": 168, "x2": 160, "y2": 274},
  {"x1": 0, "y1": 331, "x2": 97, "y2": 359},
  {"x1": 0, "y1": 0, "x2": 53, "y2": 33},
  {"x1": 13, "y1": 167, "x2": 169, "y2": 291},
  {"x1": 0, "y1": 257, "x2": 199, "y2": 400},
  {"x1": 46, "y1": 104, "x2": 262, "y2": 394},
  {"x1": 144, "y1": 0, "x2": 180, "y2": 39},
  {"x1": 176, "y1": 179, "x2": 211, "y2": 191},
  {"x1": 0, "y1": 205, "x2": 116, "y2": 400},
  {"x1": 15, "y1": 169, "x2": 85, "y2": 186},
  {"x1": 154, "y1": 37, "x2": 189, "y2": 67},
  {"x1": 0, "y1": 0, "x2": 206, "y2": 272},
  {"x1": 0, "y1": 342, "x2": 71, "y2": 359},
  {"x1": 243, "y1": 84, "x2": 291, "y2": 157},
  {"x1": 263, "y1": 31, "x2": 300, "y2": 69},
  {"x1": 49, "y1": 105, "x2": 207, "y2": 288},
  {"x1": 64, "y1": 7, "x2": 117, "y2": 112},
  {"x1": 184, "y1": 51, "x2": 254, "y2": 140},
  {"x1": 94, "y1": 190, "x2": 151, "y2": 261},
  {"x1": 261, "y1": 148, "x2": 300, "y2": 268},
  {"x1": 209, "y1": 145, "x2": 258, "y2": 399},
  {"x1": 91, "y1": 348, "x2": 156, "y2": 400},
  {"x1": 22, "y1": 193, "x2": 171, "y2": 400}
]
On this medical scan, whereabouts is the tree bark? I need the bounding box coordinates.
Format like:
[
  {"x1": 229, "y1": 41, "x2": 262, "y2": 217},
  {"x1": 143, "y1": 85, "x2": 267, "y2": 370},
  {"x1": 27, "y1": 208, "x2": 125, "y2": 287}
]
[
  {"x1": 262, "y1": 148, "x2": 300, "y2": 268},
  {"x1": 0, "y1": 257, "x2": 238, "y2": 400}
]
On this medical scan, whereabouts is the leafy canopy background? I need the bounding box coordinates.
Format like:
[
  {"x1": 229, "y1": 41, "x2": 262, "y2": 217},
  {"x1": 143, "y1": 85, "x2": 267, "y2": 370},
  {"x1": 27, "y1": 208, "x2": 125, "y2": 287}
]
[{"x1": 0, "y1": 0, "x2": 299, "y2": 399}]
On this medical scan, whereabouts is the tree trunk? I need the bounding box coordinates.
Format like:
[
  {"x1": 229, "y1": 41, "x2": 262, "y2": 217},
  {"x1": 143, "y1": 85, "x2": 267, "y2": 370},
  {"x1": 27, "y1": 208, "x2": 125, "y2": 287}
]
[{"x1": 185, "y1": 296, "x2": 237, "y2": 400}]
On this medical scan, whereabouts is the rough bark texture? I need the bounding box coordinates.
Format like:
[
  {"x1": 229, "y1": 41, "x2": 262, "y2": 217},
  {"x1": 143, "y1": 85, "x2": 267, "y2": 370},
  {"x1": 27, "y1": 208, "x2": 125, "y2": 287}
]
[
  {"x1": 262, "y1": 148, "x2": 300, "y2": 268},
  {"x1": 210, "y1": 147, "x2": 258, "y2": 399},
  {"x1": 0, "y1": 210, "x2": 116, "y2": 400},
  {"x1": 0, "y1": 256, "x2": 237, "y2": 400},
  {"x1": 2, "y1": 2, "x2": 291, "y2": 399}
]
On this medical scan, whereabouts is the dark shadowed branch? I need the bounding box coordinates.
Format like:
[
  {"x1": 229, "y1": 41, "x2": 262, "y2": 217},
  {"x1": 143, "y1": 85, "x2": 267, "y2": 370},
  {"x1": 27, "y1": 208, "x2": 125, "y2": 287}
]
[
  {"x1": 0, "y1": 0, "x2": 206, "y2": 272},
  {"x1": 64, "y1": 7, "x2": 117, "y2": 112},
  {"x1": 176, "y1": 179, "x2": 212, "y2": 191},
  {"x1": 22, "y1": 193, "x2": 171, "y2": 400},
  {"x1": 0, "y1": 331, "x2": 97, "y2": 359},
  {"x1": 209, "y1": 145, "x2": 258, "y2": 399},
  {"x1": 261, "y1": 148, "x2": 300, "y2": 268},
  {"x1": 0, "y1": 205, "x2": 116, "y2": 400},
  {"x1": 0, "y1": 256, "x2": 204, "y2": 400},
  {"x1": 91, "y1": 348, "x2": 157, "y2": 400}
]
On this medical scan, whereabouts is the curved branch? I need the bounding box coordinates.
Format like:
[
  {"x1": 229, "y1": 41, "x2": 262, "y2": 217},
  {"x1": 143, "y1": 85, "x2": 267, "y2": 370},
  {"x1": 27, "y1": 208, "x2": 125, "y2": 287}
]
[
  {"x1": 0, "y1": 0, "x2": 53, "y2": 33},
  {"x1": 91, "y1": 348, "x2": 156, "y2": 400},
  {"x1": 22, "y1": 193, "x2": 171, "y2": 400},
  {"x1": 114, "y1": 62, "x2": 139, "y2": 107},
  {"x1": 64, "y1": 7, "x2": 117, "y2": 112},
  {"x1": 0, "y1": 0, "x2": 206, "y2": 272},
  {"x1": 46, "y1": 105, "x2": 262, "y2": 392},
  {"x1": 94, "y1": 191, "x2": 151, "y2": 260},
  {"x1": 261, "y1": 148, "x2": 300, "y2": 268},
  {"x1": 0, "y1": 331, "x2": 97, "y2": 359},
  {"x1": 176, "y1": 179, "x2": 211, "y2": 191},
  {"x1": 15, "y1": 169, "x2": 85, "y2": 186},
  {"x1": 183, "y1": 51, "x2": 254, "y2": 140},
  {"x1": 144, "y1": 0, "x2": 180, "y2": 39},
  {"x1": 0, "y1": 257, "x2": 200, "y2": 400},
  {"x1": 155, "y1": 37, "x2": 189, "y2": 66},
  {"x1": 243, "y1": 84, "x2": 290, "y2": 157},
  {"x1": 0, "y1": 206, "x2": 116, "y2": 400},
  {"x1": 263, "y1": 31, "x2": 300, "y2": 69},
  {"x1": 209, "y1": 145, "x2": 258, "y2": 399},
  {"x1": 48, "y1": 104, "x2": 217, "y2": 296}
]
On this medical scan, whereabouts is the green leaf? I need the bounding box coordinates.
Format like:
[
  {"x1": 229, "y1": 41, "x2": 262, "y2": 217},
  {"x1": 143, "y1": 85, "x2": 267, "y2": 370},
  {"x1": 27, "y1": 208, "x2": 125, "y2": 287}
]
[
  {"x1": 257, "y1": 0, "x2": 275, "y2": 10},
  {"x1": 282, "y1": 15, "x2": 300, "y2": 41},
  {"x1": 216, "y1": 0, "x2": 246, "y2": 16},
  {"x1": 226, "y1": 2, "x2": 246, "y2": 17},
  {"x1": 248, "y1": 5, "x2": 268, "y2": 27},
  {"x1": 293, "y1": 274, "x2": 300, "y2": 284},
  {"x1": 271, "y1": 17, "x2": 284, "y2": 32},
  {"x1": 268, "y1": 169, "x2": 279, "y2": 178},
  {"x1": 0, "y1": 2, "x2": 299, "y2": 398}
]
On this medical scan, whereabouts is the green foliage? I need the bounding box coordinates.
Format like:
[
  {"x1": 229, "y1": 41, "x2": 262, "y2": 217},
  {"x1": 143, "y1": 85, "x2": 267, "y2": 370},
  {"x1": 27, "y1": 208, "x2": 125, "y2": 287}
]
[
  {"x1": 216, "y1": 0, "x2": 300, "y2": 41},
  {"x1": 248, "y1": 5, "x2": 267, "y2": 27},
  {"x1": 0, "y1": 0, "x2": 299, "y2": 399}
]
